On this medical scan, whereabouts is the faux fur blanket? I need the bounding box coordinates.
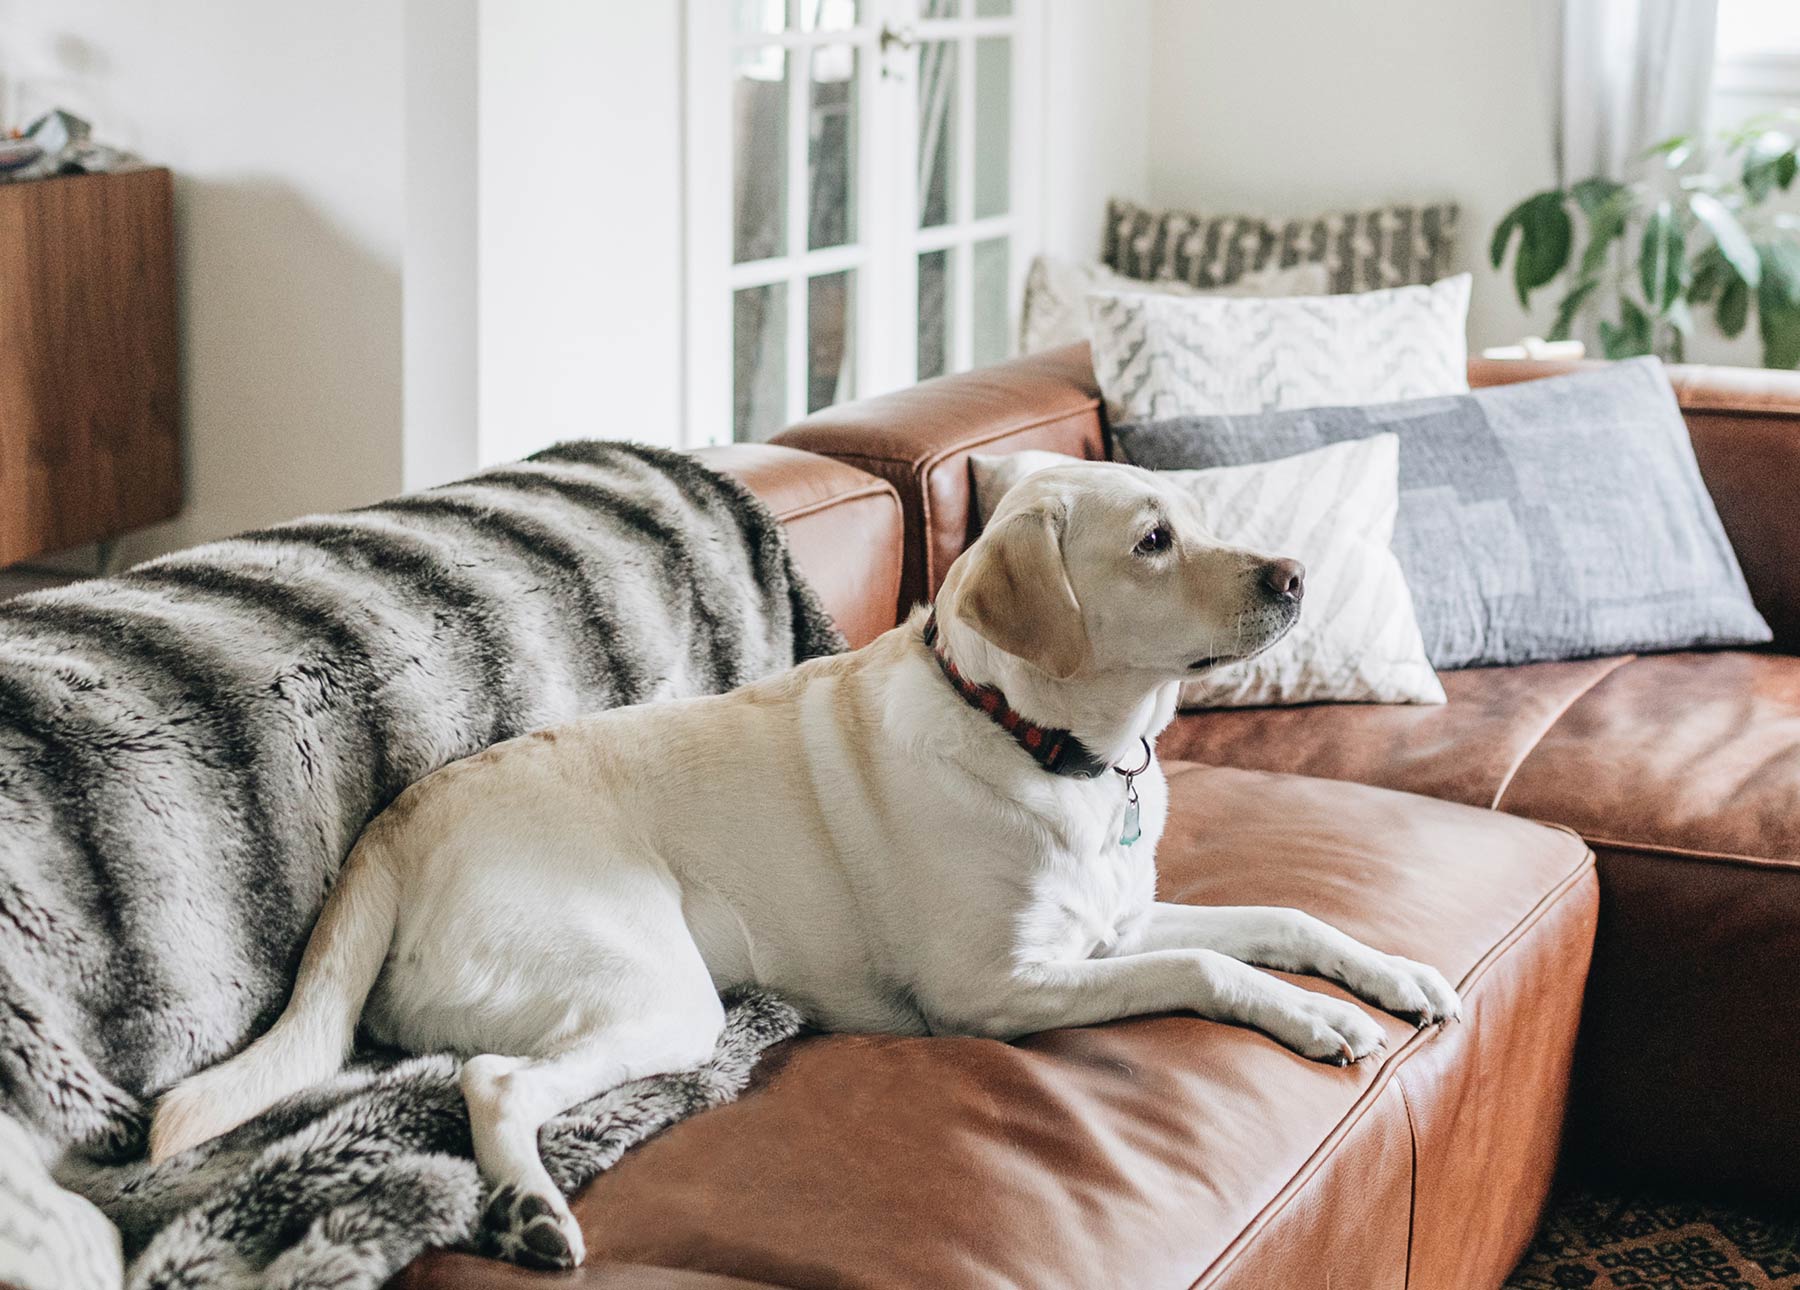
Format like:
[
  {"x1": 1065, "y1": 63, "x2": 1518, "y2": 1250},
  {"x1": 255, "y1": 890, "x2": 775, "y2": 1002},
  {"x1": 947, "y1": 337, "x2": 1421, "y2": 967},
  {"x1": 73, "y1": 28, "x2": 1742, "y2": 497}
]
[{"x1": 0, "y1": 442, "x2": 839, "y2": 1284}]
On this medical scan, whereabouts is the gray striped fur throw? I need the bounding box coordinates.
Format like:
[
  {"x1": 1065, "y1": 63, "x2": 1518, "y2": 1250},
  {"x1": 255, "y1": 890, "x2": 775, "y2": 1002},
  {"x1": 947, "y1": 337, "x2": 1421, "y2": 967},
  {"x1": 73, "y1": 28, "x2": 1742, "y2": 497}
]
[{"x1": 0, "y1": 442, "x2": 839, "y2": 1284}]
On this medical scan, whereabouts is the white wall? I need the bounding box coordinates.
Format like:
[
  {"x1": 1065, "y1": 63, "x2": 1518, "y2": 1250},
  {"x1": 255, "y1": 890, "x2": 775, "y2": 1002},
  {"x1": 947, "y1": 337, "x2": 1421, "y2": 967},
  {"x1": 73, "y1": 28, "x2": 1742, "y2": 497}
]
[
  {"x1": 1039, "y1": 0, "x2": 1152, "y2": 262},
  {"x1": 1142, "y1": 0, "x2": 1563, "y2": 353},
  {"x1": 476, "y1": 3, "x2": 685, "y2": 464},
  {"x1": 2, "y1": 0, "x2": 408, "y2": 562},
  {"x1": 404, "y1": 0, "x2": 480, "y2": 490}
]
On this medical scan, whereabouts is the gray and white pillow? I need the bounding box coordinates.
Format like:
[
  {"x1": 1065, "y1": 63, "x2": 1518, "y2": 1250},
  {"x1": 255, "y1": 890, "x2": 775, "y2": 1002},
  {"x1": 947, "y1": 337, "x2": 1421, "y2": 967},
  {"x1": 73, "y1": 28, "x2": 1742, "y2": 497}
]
[
  {"x1": 1114, "y1": 358, "x2": 1774, "y2": 669},
  {"x1": 1088, "y1": 274, "x2": 1471, "y2": 423},
  {"x1": 969, "y1": 439, "x2": 1444, "y2": 709},
  {"x1": 1103, "y1": 196, "x2": 1459, "y2": 295},
  {"x1": 1019, "y1": 254, "x2": 1331, "y2": 355}
]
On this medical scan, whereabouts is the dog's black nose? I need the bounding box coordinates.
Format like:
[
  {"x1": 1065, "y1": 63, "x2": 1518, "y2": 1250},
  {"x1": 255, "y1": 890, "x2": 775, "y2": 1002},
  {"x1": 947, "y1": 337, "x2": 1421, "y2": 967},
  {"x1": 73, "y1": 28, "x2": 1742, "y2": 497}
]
[{"x1": 1260, "y1": 558, "x2": 1306, "y2": 602}]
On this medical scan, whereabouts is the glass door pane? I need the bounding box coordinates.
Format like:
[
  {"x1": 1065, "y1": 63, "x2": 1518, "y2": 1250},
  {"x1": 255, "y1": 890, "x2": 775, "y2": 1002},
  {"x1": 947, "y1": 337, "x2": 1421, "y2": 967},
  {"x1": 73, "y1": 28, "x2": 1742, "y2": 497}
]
[
  {"x1": 733, "y1": 47, "x2": 788, "y2": 263},
  {"x1": 973, "y1": 36, "x2": 1010, "y2": 220},
  {"x1": 808, "y1": 45, "x2": 858, "y2": 250},
  {"x1": 808, "y1": 271, "x2": 856, "y2": 412},
  {"x1": 734, "y1": 284, "x2": 787, "y2": 440},
  {"x1": 735, "y1": 0, "x2": 788, "y2": 35},
  {"x1": 917, "y1": 250, "x2": 953, "y2": 380},
  {"x1": 972, "y1": 237, "x2": 1009, "y2": 368},
  {"x1": 800, "y1": 0, "x2": 859, "y2": 29},
  {"x1": 916, "y1": 41, "x2": 957, "y2": 228}
]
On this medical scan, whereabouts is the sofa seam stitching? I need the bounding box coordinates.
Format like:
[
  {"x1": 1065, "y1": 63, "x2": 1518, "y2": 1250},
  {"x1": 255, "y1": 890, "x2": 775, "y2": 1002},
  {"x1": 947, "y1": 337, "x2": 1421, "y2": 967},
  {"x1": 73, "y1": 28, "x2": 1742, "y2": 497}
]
[
  {"x1": 1182, "y1": 843, "x2": 1597, "y2": 1290},
  {"x1": 1487, "y1": 654, "x2": 1637, "y2": 810},
  {"x1": 1558, "y1": 832, "x2": 1796, "y2": 870},
  {"x1": 1396, "y1": 1076, "x2": 1422, "y2": 1290},
  {"x1": 770, "y1": 480, "x2": 901, "y2": 524}
]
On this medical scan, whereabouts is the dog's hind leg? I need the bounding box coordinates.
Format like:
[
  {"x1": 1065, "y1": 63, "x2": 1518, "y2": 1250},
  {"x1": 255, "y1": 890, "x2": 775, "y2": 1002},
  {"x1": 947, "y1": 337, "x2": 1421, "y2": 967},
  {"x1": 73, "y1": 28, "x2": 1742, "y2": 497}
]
[{"x1": 462, "y1": 997, "x2": 725, "y2": 1269}]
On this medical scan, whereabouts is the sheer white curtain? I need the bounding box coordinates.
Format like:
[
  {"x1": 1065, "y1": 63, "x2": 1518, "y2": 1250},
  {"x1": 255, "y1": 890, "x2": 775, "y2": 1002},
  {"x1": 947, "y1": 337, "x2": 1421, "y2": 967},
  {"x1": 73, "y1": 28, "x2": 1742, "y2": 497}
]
[{"x1": 1560, "y1": 0, "x2": 1720, "y2": 183}]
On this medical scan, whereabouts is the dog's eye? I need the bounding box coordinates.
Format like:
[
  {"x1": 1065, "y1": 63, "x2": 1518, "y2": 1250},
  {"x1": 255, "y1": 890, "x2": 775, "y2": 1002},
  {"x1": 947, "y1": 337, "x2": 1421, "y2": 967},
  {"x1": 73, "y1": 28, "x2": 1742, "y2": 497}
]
[{"x1": 1134, "y1": 526, "x2": 1172, "y2": 556}]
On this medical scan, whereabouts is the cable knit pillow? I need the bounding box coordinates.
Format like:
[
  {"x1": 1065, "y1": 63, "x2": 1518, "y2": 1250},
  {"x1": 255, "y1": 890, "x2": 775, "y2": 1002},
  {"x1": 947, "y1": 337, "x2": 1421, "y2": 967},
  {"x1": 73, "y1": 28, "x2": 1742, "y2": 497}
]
[
  {"x1": 968, "y1": 439, "x2": 1444, "y2": 709},
  {"x1": 1087, "y1": 274, "x2": 1471, "y2": 424},
  {"x1": 1019, "y1": 254, "x2": 1330, "y2": 355}
]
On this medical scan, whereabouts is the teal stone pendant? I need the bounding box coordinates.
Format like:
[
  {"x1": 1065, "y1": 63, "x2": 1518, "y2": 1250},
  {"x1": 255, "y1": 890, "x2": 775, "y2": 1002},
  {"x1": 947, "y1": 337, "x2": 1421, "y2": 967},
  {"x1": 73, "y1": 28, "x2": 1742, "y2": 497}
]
[
  {"x1": 1113, "y1": 736, "x2": 1152, "y2": 847},
  {"x1": 1120, "y1": 787, "x2": 1142, "y2": 846}
]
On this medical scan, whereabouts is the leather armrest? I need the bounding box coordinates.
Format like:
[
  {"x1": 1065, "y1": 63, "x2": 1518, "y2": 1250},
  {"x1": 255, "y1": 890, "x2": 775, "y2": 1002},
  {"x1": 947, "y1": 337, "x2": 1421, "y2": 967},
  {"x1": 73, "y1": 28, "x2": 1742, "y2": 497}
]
[
  {"x1": 1472, "y1": 358, "x2": 1800, "y2": 650},
  {"x1": 695, "y1": 443, "x2": 902, "y2": 649},
  {"x1": 773, "y1": 345, "x2": 1107, "y2": 615}
]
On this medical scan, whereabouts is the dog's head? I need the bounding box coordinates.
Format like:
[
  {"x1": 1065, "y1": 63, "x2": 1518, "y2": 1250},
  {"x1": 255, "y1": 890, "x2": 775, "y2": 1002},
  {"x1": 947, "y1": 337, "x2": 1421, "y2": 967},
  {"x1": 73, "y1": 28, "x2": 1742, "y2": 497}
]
[{"x1": 941, "y1": 461, "x2": 1303, "y2": 681}]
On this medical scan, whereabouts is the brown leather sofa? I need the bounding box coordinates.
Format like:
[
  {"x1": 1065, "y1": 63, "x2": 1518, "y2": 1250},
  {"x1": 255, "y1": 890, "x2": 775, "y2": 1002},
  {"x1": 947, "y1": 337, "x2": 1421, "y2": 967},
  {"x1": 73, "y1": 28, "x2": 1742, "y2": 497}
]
[{"x1": 399, "y1": 349, "x2": 1798, "y2": 1289}]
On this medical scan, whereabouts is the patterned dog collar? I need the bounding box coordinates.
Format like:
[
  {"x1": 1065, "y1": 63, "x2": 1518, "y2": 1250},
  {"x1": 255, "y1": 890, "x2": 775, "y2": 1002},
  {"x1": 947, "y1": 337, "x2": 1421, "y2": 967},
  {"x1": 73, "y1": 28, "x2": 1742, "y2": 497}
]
[{"x1": 922, "y1": 611, "x2": 1117, "y2": 780}]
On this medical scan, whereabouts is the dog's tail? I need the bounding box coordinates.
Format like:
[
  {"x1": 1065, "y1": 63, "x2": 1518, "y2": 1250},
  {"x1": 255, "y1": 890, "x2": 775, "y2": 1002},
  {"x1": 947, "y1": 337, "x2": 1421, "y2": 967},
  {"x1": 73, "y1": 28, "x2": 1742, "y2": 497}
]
[{"x1": 147, "y1": 828, "x2": 403, "y2": 1163}]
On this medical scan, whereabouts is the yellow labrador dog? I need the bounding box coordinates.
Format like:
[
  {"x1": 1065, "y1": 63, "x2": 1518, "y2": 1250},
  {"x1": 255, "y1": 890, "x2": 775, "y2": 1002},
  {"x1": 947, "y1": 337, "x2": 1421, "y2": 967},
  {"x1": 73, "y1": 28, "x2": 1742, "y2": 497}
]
[{"x1": 151, "y1": 461, "x2": 1459, "y2": 1264}]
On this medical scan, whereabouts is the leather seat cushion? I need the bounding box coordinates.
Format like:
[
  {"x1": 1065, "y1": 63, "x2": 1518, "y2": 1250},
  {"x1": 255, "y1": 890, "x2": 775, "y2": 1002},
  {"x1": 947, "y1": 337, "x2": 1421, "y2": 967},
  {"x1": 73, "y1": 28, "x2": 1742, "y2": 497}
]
[
  {"x1": 1492, "y1": 651, "x2": 1800, "y2": 1198},
  {"x1": 1498, "y1": 651, "x2": 1800, "y2": 861},
  {"x1": 1158, "y1": 657, "x2": 1634, "y2": 809},
  {"x1": 398, "y1": 762, "x2": 1595, "y2": 1290}
]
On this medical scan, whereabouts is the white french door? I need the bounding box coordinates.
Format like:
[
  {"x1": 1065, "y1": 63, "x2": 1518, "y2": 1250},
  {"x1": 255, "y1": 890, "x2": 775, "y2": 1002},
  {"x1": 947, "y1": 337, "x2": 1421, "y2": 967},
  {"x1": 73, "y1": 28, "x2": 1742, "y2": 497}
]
[{"x1": 685, "y1": 0, "x2": 1041, "y2": 445}]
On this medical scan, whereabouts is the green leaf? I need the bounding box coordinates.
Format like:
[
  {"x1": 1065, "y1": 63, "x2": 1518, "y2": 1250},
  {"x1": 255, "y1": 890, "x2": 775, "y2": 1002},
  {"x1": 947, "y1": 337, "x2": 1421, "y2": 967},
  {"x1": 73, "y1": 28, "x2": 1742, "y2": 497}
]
[
  {"x1": 1491, "y1": 191, "x2": 1573, "y2": 308},
  {"x1": 1570, "y1": 178, "x2": 1627, "y2": 216},
  {"x1": 1643, "y1": 134, "x2": 1694, "y2": 168},
  {"x1": 1689, "y1": 192, "x2": 1761, "y2": 287},
  {"x1": 1638, "y1": 201, "x2": 1686, "y2": 312},
  {"x1": 1666, "y1": 296, "x2": 1695, "y2": 337},
  {"x1": 1579, "y1": 193, "x2": 1630, "y2": 278},
  {"x1": 1757, "y1": 240, "x2": 1800, "y2": 367},
  {"x1": 1548, "y1": 277, "x2": 1603, "y2": 342},
  {"x1": 1599, "y1": 298, "x2": 1654, "y2": 359},
  {"x1": 1690, "y1": 245, "x2": 1728, "y2": 304},
  {"x1": 1744, "y1": 130, "x2": 1798, "y2": 202},
  {"x1": 1717, "y1": 276, "x2": 1750, "y2": 337},
  {"x1": 1490, "y1": 197, "x2": 1530, "y2": 269}
]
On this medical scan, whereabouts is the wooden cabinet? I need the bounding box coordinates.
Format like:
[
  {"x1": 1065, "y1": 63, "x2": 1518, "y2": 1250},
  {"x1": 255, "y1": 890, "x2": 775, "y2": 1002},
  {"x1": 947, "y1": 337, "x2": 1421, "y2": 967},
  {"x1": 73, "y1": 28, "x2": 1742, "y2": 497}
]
[{"x1": 0, "y1": 167, "x2": 182, "y2": 565}]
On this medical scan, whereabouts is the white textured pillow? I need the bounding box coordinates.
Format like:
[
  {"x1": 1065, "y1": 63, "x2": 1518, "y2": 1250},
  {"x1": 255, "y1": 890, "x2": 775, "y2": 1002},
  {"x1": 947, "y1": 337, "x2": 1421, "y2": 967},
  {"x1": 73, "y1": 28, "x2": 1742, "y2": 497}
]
[
  {"x1": 1019, "y1": 254, "x2": 1331, "y2": 355},
  {"x1": 1087, "y1": 273, "x2": 1471, "y2": 423},
  {"x1": 967, "y1": 439, "x2": 1444, "y2": 710}
]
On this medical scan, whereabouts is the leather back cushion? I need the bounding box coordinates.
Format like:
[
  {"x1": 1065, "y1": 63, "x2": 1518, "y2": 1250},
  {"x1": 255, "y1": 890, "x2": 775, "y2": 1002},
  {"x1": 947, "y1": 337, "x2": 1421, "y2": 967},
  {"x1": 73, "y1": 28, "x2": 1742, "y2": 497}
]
[
  {"x1": 697, "y1": 444, "x2": 903, "y2": 648},
  {"x1": 774, "y1": 346, "x2": 1106, "y2": 615}
]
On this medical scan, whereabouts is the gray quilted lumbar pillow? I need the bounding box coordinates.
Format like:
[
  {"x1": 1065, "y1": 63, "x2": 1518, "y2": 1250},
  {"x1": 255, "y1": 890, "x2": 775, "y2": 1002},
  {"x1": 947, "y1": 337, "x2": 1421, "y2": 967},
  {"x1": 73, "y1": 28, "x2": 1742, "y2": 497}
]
[{"x1": 1114, "y1": 358, "x2": 1773, "y2": 669}]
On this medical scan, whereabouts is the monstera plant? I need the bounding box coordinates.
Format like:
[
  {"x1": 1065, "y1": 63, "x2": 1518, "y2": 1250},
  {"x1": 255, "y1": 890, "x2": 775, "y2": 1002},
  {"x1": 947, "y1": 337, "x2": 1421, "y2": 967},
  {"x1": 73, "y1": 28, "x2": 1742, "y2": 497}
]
[{"x1": 1491, "y1": 114, "x2": 1800, "y2": 367}]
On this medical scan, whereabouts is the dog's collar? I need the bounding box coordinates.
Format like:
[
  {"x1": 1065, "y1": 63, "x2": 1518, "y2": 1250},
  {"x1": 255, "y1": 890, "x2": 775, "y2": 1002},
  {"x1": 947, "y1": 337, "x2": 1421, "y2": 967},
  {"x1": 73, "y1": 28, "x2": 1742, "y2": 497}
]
[{"x1": 921, "y1": 611, "x2": 1150, "y2": 785}]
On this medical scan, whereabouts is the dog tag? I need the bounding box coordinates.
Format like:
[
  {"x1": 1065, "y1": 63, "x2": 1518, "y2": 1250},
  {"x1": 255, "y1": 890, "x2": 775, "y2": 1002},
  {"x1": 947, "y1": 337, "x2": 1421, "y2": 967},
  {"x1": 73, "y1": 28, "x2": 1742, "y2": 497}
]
[
  {"x1": 1120, "y1": 792, "x2": 1141, "y2": 847},
  {"x1": 1114, "y1": 736, "x2": 1151, "y2": 847}
]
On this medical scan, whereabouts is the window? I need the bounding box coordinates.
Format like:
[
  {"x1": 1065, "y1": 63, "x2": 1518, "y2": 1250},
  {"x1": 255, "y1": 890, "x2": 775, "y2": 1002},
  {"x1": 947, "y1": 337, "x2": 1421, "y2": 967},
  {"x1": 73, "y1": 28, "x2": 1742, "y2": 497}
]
[
  {"x1": 1713, "y1": 0, "x2": 1800, "y2": 105},
  {"x1": 686, "y1": 0, "x2": 1039, "y2": 445},
  {"x1": 1716, "y1": 0, "x2": 1800, "y2": 61}
]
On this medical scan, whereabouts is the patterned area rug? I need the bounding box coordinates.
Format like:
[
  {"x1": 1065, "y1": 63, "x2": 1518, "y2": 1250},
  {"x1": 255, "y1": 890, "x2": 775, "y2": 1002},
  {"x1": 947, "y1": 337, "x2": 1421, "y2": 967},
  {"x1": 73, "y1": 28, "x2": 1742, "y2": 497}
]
[{"x1": 1507, "y1": 1189, "x2": 1800, "y2": 1288}]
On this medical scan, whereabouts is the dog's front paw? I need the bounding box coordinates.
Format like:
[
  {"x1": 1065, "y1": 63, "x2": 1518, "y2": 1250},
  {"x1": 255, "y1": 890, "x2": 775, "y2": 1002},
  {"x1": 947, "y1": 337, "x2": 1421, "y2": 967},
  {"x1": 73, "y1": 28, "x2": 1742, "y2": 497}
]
[
  {"x1": 481, "y1": 1183, "x2": 586, "y2": 1270},
  {"x1": 1265, "y1": 990, "x2": 1387, "y2": 1066},
  {"x1": 1351, "y1": 955, "x2": 1462, "y2": 1029}
]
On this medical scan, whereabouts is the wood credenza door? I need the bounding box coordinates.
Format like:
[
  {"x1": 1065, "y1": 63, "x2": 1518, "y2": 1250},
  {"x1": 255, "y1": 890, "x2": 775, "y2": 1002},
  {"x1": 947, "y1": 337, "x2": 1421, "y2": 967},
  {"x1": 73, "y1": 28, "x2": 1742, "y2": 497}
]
[{"x1": 0, "y1": 166, "x2": 182, "y2": 565}]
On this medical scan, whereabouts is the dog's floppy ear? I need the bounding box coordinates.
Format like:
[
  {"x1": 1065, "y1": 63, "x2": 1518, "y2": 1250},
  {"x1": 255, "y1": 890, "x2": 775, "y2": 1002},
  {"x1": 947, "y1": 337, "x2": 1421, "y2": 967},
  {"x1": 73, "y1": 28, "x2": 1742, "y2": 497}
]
[{"x1": 954, "y1": 502, "x2": 1090, "y2": 679}]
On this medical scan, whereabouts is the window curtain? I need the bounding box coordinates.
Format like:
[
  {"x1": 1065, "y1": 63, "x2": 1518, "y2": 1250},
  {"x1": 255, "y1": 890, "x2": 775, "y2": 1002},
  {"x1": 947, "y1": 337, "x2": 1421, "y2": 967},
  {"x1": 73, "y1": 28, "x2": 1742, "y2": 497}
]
[{"x1": 1560, "y1": 0, "x2": 1720, "y2": 183}]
